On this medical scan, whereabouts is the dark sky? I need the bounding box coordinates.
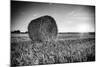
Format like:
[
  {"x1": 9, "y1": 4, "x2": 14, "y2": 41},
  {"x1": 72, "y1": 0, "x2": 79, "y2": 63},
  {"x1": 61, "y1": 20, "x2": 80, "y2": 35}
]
[{"x1": 11, "y1": 1, "x2": 95, "y2": 32}]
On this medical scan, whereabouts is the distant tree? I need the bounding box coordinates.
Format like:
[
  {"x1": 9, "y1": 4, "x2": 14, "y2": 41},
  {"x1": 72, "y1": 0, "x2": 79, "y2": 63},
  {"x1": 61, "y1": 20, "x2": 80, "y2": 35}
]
[{"x1": 11, "y1": 30, "x2": 21, "y2": 33}]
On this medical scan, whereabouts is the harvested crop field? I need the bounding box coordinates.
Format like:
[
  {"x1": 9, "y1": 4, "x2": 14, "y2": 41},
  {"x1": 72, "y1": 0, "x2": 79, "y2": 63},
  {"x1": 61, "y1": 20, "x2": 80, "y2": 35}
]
[{"x1": 11, "y1": 33, "x2": 95, "y2": 66}]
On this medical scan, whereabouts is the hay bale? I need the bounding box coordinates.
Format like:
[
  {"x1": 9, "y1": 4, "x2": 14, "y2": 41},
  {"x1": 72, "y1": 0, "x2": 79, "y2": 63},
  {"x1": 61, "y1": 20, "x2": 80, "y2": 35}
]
[{"x1": 28, "y1": 15, "x2": 58, "y2": 42}]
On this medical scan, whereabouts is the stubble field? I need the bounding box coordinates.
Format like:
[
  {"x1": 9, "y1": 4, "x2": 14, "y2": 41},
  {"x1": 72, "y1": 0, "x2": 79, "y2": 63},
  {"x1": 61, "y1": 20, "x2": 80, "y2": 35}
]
[{"x1": 11, "y1": 33, "x2": 95, "y2": 66}]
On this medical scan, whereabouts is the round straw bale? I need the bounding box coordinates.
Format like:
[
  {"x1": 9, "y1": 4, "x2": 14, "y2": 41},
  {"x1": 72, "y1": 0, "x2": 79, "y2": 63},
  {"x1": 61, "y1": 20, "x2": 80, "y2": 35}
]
[{"x1": 28, "y1": 15, "x2": 58, "y2": 42}]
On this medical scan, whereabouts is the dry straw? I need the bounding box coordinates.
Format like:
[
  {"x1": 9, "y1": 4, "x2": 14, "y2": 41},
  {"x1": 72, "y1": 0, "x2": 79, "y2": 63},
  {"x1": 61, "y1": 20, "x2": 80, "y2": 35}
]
[{"x1": 28, "y1": 15, "x2": 58, "y2": 42}]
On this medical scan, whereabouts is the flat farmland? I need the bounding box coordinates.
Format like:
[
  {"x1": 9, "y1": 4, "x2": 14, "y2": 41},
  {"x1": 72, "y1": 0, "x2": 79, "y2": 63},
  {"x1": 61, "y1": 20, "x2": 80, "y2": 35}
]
[{"x1": 11, "y1": 33, "x2": 95, "y2": 66}]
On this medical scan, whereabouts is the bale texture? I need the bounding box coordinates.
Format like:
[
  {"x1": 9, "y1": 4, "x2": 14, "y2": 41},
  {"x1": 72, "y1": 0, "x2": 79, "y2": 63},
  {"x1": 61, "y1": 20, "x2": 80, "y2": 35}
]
[{"x1": 28, "y1": 15, "x2": 58, "y2": 42}]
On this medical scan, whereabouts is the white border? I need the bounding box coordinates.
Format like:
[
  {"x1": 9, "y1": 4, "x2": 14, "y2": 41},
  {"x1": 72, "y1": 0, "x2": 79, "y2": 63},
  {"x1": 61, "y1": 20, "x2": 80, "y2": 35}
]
[
  {"x1": 0, "y1": 0, "x2": 10, "y2": 67},
  {"x1": 15, "y1": 0, "x2": 95, "y2": 5}
]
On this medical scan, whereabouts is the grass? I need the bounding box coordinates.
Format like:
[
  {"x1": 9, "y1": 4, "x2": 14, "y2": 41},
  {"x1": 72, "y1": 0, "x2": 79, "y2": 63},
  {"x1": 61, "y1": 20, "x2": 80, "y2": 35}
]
[{"x1": 11, "y1": 33, "x2": 95, "y2": 66}]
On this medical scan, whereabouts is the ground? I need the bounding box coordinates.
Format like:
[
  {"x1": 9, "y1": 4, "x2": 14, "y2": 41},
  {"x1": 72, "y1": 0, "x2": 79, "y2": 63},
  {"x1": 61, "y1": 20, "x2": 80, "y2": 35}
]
[{"x1": 11, "y1": 33, "x2": 95, "y2": 66}]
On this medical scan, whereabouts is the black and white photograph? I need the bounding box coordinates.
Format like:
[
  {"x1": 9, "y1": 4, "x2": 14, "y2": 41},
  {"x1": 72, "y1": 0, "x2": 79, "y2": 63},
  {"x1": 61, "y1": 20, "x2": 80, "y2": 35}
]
[{"x1": 11, "y1": 0, "x2": 95, "y2": 66}]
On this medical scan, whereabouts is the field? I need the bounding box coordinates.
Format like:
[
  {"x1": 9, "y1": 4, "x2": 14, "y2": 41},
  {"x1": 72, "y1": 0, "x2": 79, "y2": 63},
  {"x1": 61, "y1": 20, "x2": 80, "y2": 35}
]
[{"x1": 11, "y1": 33, "x2": 95, "y2": 66}]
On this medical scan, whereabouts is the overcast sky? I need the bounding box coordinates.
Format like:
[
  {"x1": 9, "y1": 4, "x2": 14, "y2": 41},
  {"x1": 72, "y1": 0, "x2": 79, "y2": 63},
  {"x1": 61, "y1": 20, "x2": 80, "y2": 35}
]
[{"x1": 11, "y1": 1, "x2": 95, "y2": 32}]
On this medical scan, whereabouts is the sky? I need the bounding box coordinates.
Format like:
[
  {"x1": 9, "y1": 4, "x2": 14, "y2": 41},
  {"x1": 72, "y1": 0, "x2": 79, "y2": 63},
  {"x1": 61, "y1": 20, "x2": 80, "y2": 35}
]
[{"x1": 11, "y1": 1, "x2": 95, "y2": 33}]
